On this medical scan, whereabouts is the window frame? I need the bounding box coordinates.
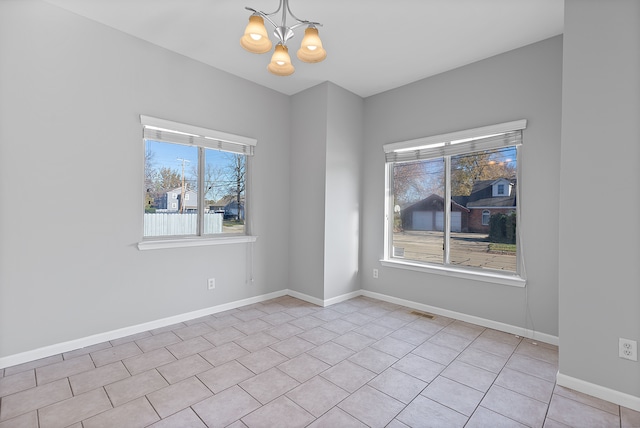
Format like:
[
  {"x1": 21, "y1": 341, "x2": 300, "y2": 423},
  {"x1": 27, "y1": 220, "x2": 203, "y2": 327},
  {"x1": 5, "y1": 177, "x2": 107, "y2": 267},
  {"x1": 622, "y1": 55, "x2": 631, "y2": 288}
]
[
  {"x1": 382, "y1": 120, "x2": 526, "y2": 287},
  {"x1": 482, "y1": 210, "x2": 491, "y2": 226},
  {"x1": 138, "y1": 115, "x2": 258, "y2": 250}
]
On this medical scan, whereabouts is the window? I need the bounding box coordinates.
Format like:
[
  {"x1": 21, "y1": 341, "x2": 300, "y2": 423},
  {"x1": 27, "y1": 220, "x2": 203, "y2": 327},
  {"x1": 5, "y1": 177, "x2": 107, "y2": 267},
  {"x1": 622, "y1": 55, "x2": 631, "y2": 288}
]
[
  {"x1": 140, "y1": 116, "x2": 256, "y2": 244},
  {"x1": 383, "y1": 120, "x2": 526, "y2": 283},
  {"x1": 482, "y1": 210, "x2": 491, "y2": 226}
]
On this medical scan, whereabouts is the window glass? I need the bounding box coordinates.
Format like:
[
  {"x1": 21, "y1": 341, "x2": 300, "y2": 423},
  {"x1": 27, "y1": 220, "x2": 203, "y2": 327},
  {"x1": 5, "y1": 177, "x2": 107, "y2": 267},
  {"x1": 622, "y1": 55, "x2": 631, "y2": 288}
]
[
  {"x1": 388, "y1": 146, "x2": 518, "y2": 274},
  {"x1": 482, "y1": 210, "x2": 491, "y2": 226},
  {"x1": 392, "y1": 158, "x2": 445, "y2": 264},
  {"x1": 450, "y1": 147, "x2": 517, "y2": 271},
  {"x1": 203, "y1": 149, "x2": 246, "y2": 235},
  {"x1": 144, "y1": 141, "x2": 247, "y2": 238},
  {"x1": 144, "y1": 141, "x2": 198, "y2": 237}
]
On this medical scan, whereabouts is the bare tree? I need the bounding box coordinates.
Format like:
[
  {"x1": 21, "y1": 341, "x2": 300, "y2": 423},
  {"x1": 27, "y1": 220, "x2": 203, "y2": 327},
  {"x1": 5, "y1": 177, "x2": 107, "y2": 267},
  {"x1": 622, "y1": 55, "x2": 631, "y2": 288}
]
[
  {"x1": 191, "y1": 163, "x2": 226, "y2": 204},
  {"x1": 144, "y1": 149, "x2": 156, "y2": 210},
  {"x1": 393, "y1": 160, "x2": 444, "y2": 206},
  {"x1": 222, "y1": 154, "x2": 246, "y2": 220}
]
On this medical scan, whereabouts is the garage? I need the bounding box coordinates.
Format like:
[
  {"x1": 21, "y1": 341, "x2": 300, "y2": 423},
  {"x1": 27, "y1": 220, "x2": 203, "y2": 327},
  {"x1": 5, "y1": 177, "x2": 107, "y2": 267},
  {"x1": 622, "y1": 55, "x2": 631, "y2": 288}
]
[
  {"x1": 412, "y1": 211, "x2": 461, "y2": 232},
  {"x1": 402, "y1": 194, "x2": 469, "y2": 232}
]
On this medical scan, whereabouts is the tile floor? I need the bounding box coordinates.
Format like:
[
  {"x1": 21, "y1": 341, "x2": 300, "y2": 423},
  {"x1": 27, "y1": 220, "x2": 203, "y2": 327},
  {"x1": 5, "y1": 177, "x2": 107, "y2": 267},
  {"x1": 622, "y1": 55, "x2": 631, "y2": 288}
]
[{"x1": 1, "y1": 296, "x2": 639, "y2": 428}]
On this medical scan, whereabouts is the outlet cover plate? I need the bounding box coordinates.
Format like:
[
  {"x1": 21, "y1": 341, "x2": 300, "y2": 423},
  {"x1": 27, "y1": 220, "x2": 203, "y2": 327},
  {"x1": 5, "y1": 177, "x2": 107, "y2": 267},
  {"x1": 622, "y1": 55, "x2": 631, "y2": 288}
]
[{"x1": 619, "y1": 338, "x2": 638, "y2": 361}]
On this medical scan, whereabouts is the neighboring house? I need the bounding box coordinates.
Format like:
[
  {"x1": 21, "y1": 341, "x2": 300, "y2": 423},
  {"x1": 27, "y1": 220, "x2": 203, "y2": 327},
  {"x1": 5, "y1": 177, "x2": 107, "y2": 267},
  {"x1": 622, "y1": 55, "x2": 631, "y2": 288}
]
[
  {"x1": 155, "y1": 187, "x2": 198, "y2": 212},
  {"x1": 400, "y1": 178, "x2": 516, "y2": 233},
  {"x1": 465, "y1": 178, "x2": 516, "y2": 233},
  {"x1": 224, "y1": 200, "x2": 244, "y2": 220},
  {"x1": 210, "y1": 196, "x2": 245, "y2": 219}
]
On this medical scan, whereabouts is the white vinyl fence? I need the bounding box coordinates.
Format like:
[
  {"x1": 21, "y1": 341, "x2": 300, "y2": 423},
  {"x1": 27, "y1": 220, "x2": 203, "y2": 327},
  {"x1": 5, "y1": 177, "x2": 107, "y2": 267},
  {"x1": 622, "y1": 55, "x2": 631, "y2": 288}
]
[{"x1": 144, "y1": 213, "x2": 223, "y2": 237}]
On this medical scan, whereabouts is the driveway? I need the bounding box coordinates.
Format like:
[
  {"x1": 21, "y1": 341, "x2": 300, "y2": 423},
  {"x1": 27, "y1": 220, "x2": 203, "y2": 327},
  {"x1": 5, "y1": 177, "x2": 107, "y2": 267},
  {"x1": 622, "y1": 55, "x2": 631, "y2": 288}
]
[{"x1": 392, "y1": 230, "x2": 516, "y2": 272}]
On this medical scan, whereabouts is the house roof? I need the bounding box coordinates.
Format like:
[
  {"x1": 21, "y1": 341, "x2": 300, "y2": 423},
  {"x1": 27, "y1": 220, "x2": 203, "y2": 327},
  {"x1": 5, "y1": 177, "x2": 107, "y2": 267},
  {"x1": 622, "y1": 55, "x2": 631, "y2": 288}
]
[
  {"x1": 465, "y1": 178, "x2": 516, "y2": 208},
  {"x1": 403, "y1": 194, "x2": 470, "y2": 213},
  {"x1": 403, "y1": 178, "x2": 517, "y2": 211},
  {"x1": 466, "y1": 196, "x2": 516, "y2": 208},
  {"x1": 167, "y1": 187, "x2": 196, "y2": 194},
  {"x1": 214, "y1": 195, "x2": 245, "y2": 206}
]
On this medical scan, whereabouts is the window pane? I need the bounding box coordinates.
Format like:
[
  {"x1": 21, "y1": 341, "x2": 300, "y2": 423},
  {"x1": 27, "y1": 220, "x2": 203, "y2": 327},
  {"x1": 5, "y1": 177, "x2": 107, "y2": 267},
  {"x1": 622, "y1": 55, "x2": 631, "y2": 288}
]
[
  {"x1": 392, "y1": 158, "x2": 445, "y2": 264},
  {"x1": 204, "y1": 149, "x2": 245, "y2": 235},
  {"x1": 144, "y1": 140, "x2": 198, "y2": 237},
  {"x1": 450, "y1": 147, "x2": 517, "y2": 272}
]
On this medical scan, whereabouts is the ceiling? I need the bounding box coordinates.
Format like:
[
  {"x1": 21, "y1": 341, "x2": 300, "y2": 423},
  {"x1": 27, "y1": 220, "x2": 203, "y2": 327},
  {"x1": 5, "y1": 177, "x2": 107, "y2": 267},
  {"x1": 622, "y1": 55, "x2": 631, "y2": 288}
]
[{"x1": 44, "y1": 0, "x2": 564, "y2": 98}]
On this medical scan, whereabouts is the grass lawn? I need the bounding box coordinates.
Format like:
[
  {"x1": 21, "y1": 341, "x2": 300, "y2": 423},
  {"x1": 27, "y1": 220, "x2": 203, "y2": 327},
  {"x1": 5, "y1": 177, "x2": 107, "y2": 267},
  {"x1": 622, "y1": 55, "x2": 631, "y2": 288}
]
[{"x1": 488, "y1": 242, "x2": 516, "y2": 253}]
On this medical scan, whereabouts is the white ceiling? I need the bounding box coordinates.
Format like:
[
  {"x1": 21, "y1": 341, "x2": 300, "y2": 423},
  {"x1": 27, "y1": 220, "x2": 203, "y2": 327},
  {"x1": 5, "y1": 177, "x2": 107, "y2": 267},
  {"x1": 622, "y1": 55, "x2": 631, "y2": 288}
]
[{"x1": 44, "y1": 0, "x2": 564, "y2": 98}]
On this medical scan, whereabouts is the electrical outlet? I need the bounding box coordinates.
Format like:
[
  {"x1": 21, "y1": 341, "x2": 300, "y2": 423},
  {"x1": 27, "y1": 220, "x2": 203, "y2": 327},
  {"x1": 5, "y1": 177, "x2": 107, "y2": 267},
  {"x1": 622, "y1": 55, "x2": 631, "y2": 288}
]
[
  {"x1": 619, "y1": 338, "x2": 637, "y2": 361},
  {"x1": 207, "y1": 278, "x2": 215, "y2": 290},
  {"x1": 373, "y1": 269, "x2": 378, "y2": 279}
]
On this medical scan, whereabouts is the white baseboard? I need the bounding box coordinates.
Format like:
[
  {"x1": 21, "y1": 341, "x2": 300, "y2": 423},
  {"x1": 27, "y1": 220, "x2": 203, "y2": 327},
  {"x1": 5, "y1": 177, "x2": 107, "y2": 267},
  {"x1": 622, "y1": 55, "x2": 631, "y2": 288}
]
[
  {"x1": 323, "y1": 290, "x2": 362, "y2": 306},
  {"x1": 360, "y1": 290, "x2": 559, "y2": 346},
  {"x1": 0, "y1": 289, "x2": 287, "y2": 370},
  {"x1": 557, "y1": 372, "x2": 640, "y2": 412},
  {"x1": 0, "y1": 287, "x2": 559, "y2": 369},
  {"x1": 4, "y1": 284, "x2": 637, "y2": 413},
  {"x1": 286, "y1": 289, "x2": 363, "y2": 307},
  {"x1": 285, "y1": 289, "x2": 325, "y2": 307}
]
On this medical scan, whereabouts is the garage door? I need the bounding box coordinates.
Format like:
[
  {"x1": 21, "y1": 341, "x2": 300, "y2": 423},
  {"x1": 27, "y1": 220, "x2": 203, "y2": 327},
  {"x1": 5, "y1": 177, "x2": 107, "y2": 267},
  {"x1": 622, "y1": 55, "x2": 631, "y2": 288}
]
[
  {"x1": 435, "y1": 212, "x2": 462, "y2": 232},
  {"x1": 412, "y1": 211, "x2": 433, "y2": 230}
]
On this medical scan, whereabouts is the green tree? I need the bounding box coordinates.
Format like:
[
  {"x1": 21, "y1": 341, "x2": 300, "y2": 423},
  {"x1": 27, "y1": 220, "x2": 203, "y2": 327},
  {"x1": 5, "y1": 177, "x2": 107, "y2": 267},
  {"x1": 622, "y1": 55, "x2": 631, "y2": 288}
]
[
  {"x1": 156, "y1": 167, "x2": 183, "y2": 192},
  {"x1": 451, "y1": 151, "x2": 516, "y2": 196}
]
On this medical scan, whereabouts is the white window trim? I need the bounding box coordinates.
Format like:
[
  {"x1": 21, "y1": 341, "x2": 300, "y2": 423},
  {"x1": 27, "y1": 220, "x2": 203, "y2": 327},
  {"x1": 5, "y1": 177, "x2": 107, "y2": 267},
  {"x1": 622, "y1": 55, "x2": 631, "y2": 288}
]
[
  {"x1": 138, "y1": 235, "x2": 257, "y2": 251},
  {"x1": 482, "y1": 210, "x2": 491, "y2": 226},
  {"x1": 380, "y1": 259, "x2": 526, "y2": 287},
  {"x1": 139, "y1": 115, "x2": 257, "y2": 249},
  {"x1": 140, "y1": 115, "x2": 257, "y2": 148},
  {"x1": 383, "y1": 120, "x2": 527, "y2": 287},
  {"x1": 384, "y1": 119, "x2": 526, "y2": 153}
]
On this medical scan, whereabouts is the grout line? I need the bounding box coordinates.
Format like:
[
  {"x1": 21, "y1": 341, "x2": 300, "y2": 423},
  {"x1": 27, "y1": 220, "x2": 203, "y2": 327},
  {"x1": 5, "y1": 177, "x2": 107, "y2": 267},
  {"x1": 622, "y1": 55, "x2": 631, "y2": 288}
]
[{"x1": 3, "y1": 296, "x2": 574, "y2": 428}]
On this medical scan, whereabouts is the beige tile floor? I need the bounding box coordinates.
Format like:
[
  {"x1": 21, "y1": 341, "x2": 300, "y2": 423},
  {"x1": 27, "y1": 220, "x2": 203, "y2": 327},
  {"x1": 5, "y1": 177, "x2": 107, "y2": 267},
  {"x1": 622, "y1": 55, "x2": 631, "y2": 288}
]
[{"x1": 1, "y1": 296, "x2": 639, "y2": 428}]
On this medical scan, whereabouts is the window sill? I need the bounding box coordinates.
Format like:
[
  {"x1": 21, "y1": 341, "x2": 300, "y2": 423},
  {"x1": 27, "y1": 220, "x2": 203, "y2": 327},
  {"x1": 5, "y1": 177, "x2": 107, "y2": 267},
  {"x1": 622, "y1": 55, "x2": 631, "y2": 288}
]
[
  {"x1": 138, "y1": 235, "x2": 257, "y2": 251},
  {"x1": 380, "y1": 259, "x2": 526, "y2": 288}
]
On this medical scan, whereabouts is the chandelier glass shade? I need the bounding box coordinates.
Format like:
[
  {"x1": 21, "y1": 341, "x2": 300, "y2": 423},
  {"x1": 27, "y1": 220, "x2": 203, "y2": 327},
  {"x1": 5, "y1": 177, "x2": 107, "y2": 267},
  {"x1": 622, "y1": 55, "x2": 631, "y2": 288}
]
[
  {"x1": 240, "y1": 0, "x2": 326, "y2": 76},
  {"x1": 297, "y1": 26, "x2": 326, "y2": 63},
  {"x1": 267, "y1": 43, "x2": 295, "y2": 76},
  {"x1": 240, "y1": 15, "x2": 272, "y2": 54}
]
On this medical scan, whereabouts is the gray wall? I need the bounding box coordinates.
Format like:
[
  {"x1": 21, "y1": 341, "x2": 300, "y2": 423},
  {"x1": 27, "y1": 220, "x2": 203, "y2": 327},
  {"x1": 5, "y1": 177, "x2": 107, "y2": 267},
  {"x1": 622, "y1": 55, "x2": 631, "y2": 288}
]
[
  {"x1": 0, "y1": 1, "x2": 291, "y2": 357},
  {"x1": 559, "y1": 0, "x2": 640, "y2": 398},
  {"x1": 289, "y1": 82, "x2": 364, "y2": 301},
  {"x1": 361, "y1": 36, "x2": 563, "y2": 337},
  {"x1": 289, "y1": 84, "x2": 328, "y2": 300},
  {"x1": 324, "y1": 83, "x2": 364, "y2": 300}
]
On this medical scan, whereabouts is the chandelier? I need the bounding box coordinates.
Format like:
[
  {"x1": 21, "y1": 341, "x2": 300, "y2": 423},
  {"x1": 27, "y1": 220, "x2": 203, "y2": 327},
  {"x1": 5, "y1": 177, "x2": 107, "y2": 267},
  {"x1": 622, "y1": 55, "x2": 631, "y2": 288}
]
[{"x1": 240, "y1": 0, "x2": 326, "y2": 76}]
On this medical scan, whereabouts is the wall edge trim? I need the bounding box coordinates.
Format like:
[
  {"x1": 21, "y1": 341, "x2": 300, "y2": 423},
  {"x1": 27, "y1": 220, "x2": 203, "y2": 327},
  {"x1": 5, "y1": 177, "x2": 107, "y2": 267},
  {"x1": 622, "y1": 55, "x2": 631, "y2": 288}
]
[
  {"x1": 1, "y1": 287, "x2": 560, "y2": 369},
  {"x1": 360, "y1": 290, "x2": 559, "y2": 346},
  {"x1": 556, "y1": 372, "x2": 640, "y2": 412},
  {"x1": 0, "y1": 289, "x2": 287, "y2": 369}
]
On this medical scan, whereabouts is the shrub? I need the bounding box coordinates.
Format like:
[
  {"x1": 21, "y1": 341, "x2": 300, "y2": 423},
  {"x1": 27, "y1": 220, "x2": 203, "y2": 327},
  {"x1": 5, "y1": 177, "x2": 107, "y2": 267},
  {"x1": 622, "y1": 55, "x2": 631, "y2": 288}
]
[{"x1": 489, "y1": 212, "x2": 516, "y2": 244}]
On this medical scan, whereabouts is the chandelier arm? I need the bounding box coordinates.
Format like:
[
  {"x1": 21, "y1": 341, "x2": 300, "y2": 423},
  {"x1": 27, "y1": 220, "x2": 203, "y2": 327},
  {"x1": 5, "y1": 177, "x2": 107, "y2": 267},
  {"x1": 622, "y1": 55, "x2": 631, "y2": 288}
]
[
  {"x1": 288, "y1": 21, "x2": 322, "y2": 31},
  {"x1": 284, "y1": 0, "x2": 308, "y2": 25},
  {"x1": 280, "y1": 0, "x2": 288, "y2": 29},
  {"x1": 245, "y1": 7, "x2": 280, "y2": 30},
  {"x1": 245, "y1": 2, "x2": 323, "y2": 30},
  {"x1": 247, "y1": 0, "x2": 283, "y2": 18}
]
